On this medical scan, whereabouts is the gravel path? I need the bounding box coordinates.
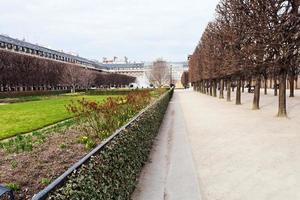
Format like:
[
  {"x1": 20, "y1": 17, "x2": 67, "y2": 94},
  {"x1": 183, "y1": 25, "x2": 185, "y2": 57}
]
[
  {"x1": 134, "y1": 89, "x2": 300, "y2": 200},
  {"x1": 132, "y1": 90, "x2": 202, "y2": 200},
  {"x1": 179, "y1": 89, "x2": 300, "y2": 200}
]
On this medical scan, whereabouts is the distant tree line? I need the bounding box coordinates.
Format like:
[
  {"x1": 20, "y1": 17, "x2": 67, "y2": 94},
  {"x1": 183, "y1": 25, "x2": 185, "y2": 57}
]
[
  {"x1": 189, "y1": 0, "x2": 299, "y2": 117},
  {"x1": 0, "y1": 50, "x2": 135, "y2": 92}
]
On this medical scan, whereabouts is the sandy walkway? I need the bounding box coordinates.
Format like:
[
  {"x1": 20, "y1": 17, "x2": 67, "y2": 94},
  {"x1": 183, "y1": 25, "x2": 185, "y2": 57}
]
[
  {"x1": 133, "y1": 89, "x2": 300, "y2": 200},
  {"x1": 179, "y1": 89, "x2": 300, "y2": 200},
  {"x1": 132, "y1": 91, "x2": 202, "y2": 200}
]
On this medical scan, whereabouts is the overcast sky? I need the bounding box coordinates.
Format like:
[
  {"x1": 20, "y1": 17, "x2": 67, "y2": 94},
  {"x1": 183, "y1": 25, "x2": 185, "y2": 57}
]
[{"x1": 0, "y1": 0, "x2": 219, "y2": 62}]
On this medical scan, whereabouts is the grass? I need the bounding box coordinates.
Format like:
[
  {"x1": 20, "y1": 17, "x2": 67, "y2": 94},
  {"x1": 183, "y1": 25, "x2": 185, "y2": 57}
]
[{"x1": 0, "y1": 94, "x2": 109, "y2": 140}]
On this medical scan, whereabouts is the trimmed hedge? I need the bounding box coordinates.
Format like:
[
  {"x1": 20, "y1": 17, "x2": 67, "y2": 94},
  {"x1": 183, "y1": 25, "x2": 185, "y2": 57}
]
[
  {"x1": 86, "y1": 88, "x2": 155, "y2": 96},
  {"x1": 45, "y1": 89, "x2": 173, "y2": 200},
  {"x1": 0, "y1": 90, "x2": 71, "y2": 99},
  {"x1": 0, "y1": 89, "x2": 154, "y2": 99}
]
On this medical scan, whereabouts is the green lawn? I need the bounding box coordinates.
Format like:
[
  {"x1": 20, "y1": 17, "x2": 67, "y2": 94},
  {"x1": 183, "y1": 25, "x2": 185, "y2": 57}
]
[{"x1": 0, "y1": 95, "x2": 109, "y2": 140}]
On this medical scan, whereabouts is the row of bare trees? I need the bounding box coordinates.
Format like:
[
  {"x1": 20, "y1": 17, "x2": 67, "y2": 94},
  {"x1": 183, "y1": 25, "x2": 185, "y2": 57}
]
[
  {"x1": 181, "y1": 71, "x2": 189, "y2": 88},
  {"x1": 0, "y1": 50, "x2": 135, "y2": 92},
  {"x1": 189, "y1": 0, "x2": 299, "y2": 117}
]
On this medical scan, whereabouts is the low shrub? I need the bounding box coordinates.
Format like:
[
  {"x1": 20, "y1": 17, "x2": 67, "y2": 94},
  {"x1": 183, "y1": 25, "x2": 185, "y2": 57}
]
[
  {"x1": 5, "y1": 183, "x2": 20, "y2": 192},
  {"x1": 66, "y1": 90, "x2": 151, "y2": 141},
  {"x1": 0, "y1": 90, "x2": 70, "y2": 99},
  {"x1": 41, "y1": 178, "x2": 51, "y2": 186},
  {"x1": 86, "y1": 88, "x2": 154, "y2": 96},
  {"x1": 44, "y1": 89, "x2": 173, "y2": 200}
]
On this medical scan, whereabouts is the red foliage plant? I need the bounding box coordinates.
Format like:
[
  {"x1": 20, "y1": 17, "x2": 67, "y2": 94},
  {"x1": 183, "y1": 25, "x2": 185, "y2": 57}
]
[{"x1": 66, "y1": 90, "x2": 151, "y2": 141}]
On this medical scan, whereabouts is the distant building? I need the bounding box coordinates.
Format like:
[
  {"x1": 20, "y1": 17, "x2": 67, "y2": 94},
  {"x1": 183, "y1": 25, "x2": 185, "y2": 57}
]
[
  {"x1": 169, "y1": 61, "x2": 188, "y2": 88},
  {"x1": 144, "y1": 61, "x2": 188, "y2": 88},
  {"x1": 0, "y1": 34, "x2": 105, "y2": 70},
  {"x1": 100, "y1": 57, "x2": 145, "y2": 78}
]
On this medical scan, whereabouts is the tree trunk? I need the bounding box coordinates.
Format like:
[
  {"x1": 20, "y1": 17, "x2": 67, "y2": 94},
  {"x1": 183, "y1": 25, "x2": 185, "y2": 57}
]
[
  {"x1": 264, "y1": 78, "x2": 268, "y2": 95},
  {"x1": 213, "y1": 80, "x2": 217, "y2": 97},
  {"x1": 226, "y1": 80, "x2": 231, "y2": 102},
  {"x1": 274, "y1": 78, "x2": 278, "y2": 96},
  {"x1": 278, "y1": 71, "x2": 287, "y2": 117},
  {"x1": 209, "y1": 80, "x2": 213, "y2": 96},
  {"x1": 289, "y1": 74, "x2": 295, "y2": 97},
  {"x1": 242, "y1": 81, "x2": 245, "y2": 93},
  {"x1": 236, "y1": 79, "x2": 241, "y2": 105},
  {"x1": 199, "y1": 82, "x2": 202, "y2": 93},
  {"x1": 206, "y1": 80, "x2": 209, "y2": 94},
  {"x1": 248, "y1": 79, "x2": 252, "y2": 93},
  {"x1": 199, "y1": 81, "x2": 202, "y2": 93},
  {"x1": 253, "y1": 77, "x2": 261, "y2": 110},
  {"x1": 219, "y1": 79, "x2": 224, "y2": 99}
]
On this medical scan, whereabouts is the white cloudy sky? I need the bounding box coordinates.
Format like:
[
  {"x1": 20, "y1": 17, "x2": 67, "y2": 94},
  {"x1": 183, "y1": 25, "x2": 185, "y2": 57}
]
[{"x1": 0, "y1": 0, "x2": 219, "y2": 62}]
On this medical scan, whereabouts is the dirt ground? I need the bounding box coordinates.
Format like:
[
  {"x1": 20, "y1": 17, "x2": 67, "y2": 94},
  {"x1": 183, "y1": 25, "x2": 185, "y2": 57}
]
[{"x1": 0, "y1": 129, "x2": 89, "y2": 199}]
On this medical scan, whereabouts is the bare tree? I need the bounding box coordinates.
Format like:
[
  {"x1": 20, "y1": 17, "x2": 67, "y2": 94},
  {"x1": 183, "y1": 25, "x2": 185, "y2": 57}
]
[
  {"x1": 188, "y1": 0, "x2": 300, "y2": 117},
  {"x1": 0, "y1": 50, "x2": 137, "y2": 93},
  {"x1": 79, "y1": 68, "x2": 96, "y2": 90},
  {"x1": 62, "y1": 65, "x2": 82, "y2": 92},
  {"x1": 181, "y1": 71, "x2": 189, "y2": 88},
  {"x1": 147, "y1": 58, "x2": 170, "y2": 87}
]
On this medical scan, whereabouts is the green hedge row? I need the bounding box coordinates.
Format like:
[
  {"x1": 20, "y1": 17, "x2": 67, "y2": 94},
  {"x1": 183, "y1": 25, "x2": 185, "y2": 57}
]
[
  {"x1": 0, "y1": 90, "x2": 71, "y2": 99},
  {"x1": 46, "y1": 89, "x2": 173, "y2": 200},
  {"x1": 0, "y1": 89, "x2": 154, "y2": 99},
  {"x1": 86, "y1": 88, "x2": 155, "y2": 96}
]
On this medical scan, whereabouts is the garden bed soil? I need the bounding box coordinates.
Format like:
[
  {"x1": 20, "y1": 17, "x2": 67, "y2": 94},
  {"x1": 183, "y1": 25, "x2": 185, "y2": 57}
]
[
  {"x1": 0, "y1": 89, "x2": 167, "y2": 199},
  {"x1": 0, "y1": 129, "x2": 91, "y2": 200}
]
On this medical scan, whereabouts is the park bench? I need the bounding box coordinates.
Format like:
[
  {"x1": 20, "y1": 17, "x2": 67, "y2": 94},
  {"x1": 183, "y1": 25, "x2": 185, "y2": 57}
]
[{"x1": 0, "y1": 185, "x2": 15, "y2": 200}]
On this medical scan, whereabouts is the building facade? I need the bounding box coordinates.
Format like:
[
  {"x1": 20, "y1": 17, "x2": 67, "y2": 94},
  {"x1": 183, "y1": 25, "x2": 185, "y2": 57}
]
[
  {"x1": 101, "y1": 63, "x2": 145, "y2": 78},
  {"x1": 0, "y1": 34, "x2": 105, "y2": 70},
  {"x1": 169, "y1": 62, "x2": 188, "y2": 88}
]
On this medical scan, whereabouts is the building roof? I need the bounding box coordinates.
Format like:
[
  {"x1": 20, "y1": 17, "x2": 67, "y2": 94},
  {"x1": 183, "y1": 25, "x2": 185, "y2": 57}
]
[
  {"x1": 101, "y1": 63, "x2": 144, "y2": 69},
  {"x1": 0, "y1": 34, "x2": 103, "y2": 68}
]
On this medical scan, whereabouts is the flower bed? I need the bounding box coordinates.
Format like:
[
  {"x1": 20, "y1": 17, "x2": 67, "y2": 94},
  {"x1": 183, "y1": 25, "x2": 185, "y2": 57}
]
[{"x1": 33, "y1": 88, "x2": 173, "y2": 200}]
